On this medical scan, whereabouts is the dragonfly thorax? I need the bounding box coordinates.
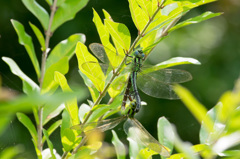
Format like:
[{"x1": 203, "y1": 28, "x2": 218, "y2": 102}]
[{"x1": 134, "y1": 50, "x2": 145, "y2": 60}]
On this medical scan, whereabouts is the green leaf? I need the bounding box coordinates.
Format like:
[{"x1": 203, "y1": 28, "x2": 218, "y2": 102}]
[
  {"x1": 21, "y1": 0, "x2": 49, "y2": 30},
  {"x1": 112, "y1": 130, "x2": 126, "y2": 159},
  {"x1": 128, "y1": 0, "x2": 149, "y2": 32},
  {"x1": 16, "y1": 113, "x2": 38, "y2": 146},
  {"x1": 169, "y1": 11, "x2": 222, "y2": 32},
  {"x1": 87, "y1": 104, "x2": 111, "y2": 122},
  {"x1": 75, "y1": 42, "x2": 105, "y2": 92},
  {"x1": 217, "y1": 90, "x2": 240, "y2": 123},
  {"x1": 11, "y1": 20, "x2": 41, "y2": 78},
  {"x1": 174, "y1": 85, "x2": 214, "y2": 133},
  {"x1": 78, "y1": 71, "x2": 98, "y2": 102},
  {"x1": 199, "y1": 104, "x2": 223, "y2": 144},
  {"x1": 136, "y1": 0, "x2": 158, "y2": 18},
  {"x1": 137, "y1": 148, "x2": 158, "y2": 159},
  {"x1": 51, "y1": 0, "x2": 89, "y2": 32},
  {"x1": 93, "y1": 9, "x2": 122, "y2": 68},
  {"x1": 61, "y1": 110, "x2": 80, "y2": 152},
  {"x1": 108, "y1": 74, "x2": 128, "y2": 98},
  {"x1": 104, "y1": 19, "x2": 131, "y2": 51},
  {"x1": 42, "y1": 103, "x2": 65, "y2": 125},
  {"x1": 29, "y1": 22, "x2": 46, "y2": 51},
  {"x1": 42, "y1": 119, "x2": 62, "y2": 144},
  {"x1": 127, "y1": 128, "x2": 144, "y2": 159},
  {"x1": 45, "y1": 0, "x2": 52, "y2": 6},
  {"x1": 141, "y1": 57, "x2": 200, "y2": 74},
  {"x1": 2, "y1": 57, "x2": 39, "y2": 94},
  {"x1": 79, "y1": 103, "x2": 91, "y2": 123},
  {"x1": 42, "y1": 57, "x2": 69, "y2": 94},
  {"x1": 46, "y1": 34, "x2": 86, "y2": 70},
  {"x1": 157, "y1": 117, "x2": 174, "y2": 158},
  {"x1": 43, "y1": 129, "x2": 56, "y2": 159},
  {"x1": 0, "y1": 146, "x2": 23, "y2": 159},
  {"x1": 54, "y1": 72, "x2": 80, "y2": 125}
]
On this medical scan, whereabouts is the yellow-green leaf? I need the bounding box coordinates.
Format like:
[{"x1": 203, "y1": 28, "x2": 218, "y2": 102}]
[
  {"x1": 93, "y1": 9, "x2": 121, "y2": 68},
  {"x1": 29, "y1": 22, "x2": 46, "y2": 51},
  {"x1": 75, "y1": 42, "x2": 105, "y2": 92},
  {"x1": 104, "y1": 19, "x2": 131, "y2": 51},
  {"x1": 54, "y1": 72, "x2": 79, "y2": 125},
  {"x1": 128, "y1": 0, "x2": 149, "y2": 32},
  {"x1": 46, "y1": 34, "x2": 86, "y2": 70},
  {"x1": 42, "y1": 57, "x2": 69, "y2": 94}
]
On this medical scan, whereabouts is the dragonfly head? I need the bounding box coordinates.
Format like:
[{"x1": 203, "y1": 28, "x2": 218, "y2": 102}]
[{"x1": 134, "y1": 50, "x2": 145, "y2": 60}]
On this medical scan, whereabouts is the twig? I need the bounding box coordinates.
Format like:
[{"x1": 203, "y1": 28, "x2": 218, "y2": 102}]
[{"x1": 37, "y1": 0, "x2": 58, "y2": 154}]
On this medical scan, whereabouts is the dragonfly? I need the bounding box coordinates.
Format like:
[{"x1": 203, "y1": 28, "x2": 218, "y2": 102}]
[
  {"x1": 87, "y1": 43, "x2": 192, "y2": 113},
  {"x1": 71, "y1": 101, "x2": 170, "y2": 157}
]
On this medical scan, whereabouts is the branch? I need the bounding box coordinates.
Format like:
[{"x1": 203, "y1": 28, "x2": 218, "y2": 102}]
[{"x1": 37, "y1": 0, "x2": 58, "y2": 154}]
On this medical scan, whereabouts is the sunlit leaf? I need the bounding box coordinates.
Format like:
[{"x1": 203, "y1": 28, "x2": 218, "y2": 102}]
[
  {"x1": 51, "y1": 0, "x2": 89, "y2": 32},
  {"x1": 78, "y1": 71, "x2": 98, "y2": 102},
  {"x1": 212, "y1": 132, "x2": 240, "y2": 154},
  {"x1": 43, "y1": 103, "x2": 65, "y2": 125},
  {"x1": 112, "y1": 130, "x2": 126, "y2": 159},
  {"x1": 61, "y1": 110, "x2": 80, "y2": 152},
  {"x1": 105, "y1": 19, "x2": 131, "y2": 51},
  {"x1": 169, "y1": 11, "x2": 222, "y2": 32},
  {"x1": 42, "y1": 120, "x2": 62, "y2": 144},
  {"x1": 42, "y1": 57, "x2": 69, "y2": 94},
  {"x1": 21, "y1": 0, "x2": 49, "y2": 30},
  {"x1": 128, "y1": 0, "x2": 149, "y2": 32},
  {"x1": 2, "y1": 57, "x2": 39, "y2": 94},
  {"x1": 16, "y1": 113, "x2": 38, "y2": 146},
  {"x1": 157, "y1": 117, "x2": 174, "y2": 158},
  {"x1": 46, "y1": 34, "x2": 86, "y2": 70},
  {"x1": 174, "y1": 85, "x2": 214, "y2": 133},
  {"x1": 141, "y1": 57, "x2": 200, "y2": 74},
  {"x1": 54, "y1": 72, "x2": 80, "y2": 125},
  {"x1": 92, "y1": 10, "x2": 123, "y2": 69},
  {"x1": 43, "y1": 129, "x2": 56, "y2": 159},
  {"x1": 75, "y1": 42, "x2": 105, "y2": 92},
  {"x1": 199, "y1": 103, "x2": 225, "y2": 145},
  {"x1": 108, "y1": 74, "x2": 128, "y2": 98},
  {"x1": 137, "y1": 147, "x2": 158, "y2": 159},
  {"x1": 79, "y1": 103, "x2": 91, "y2": 123},
  {"x1": 29, "y1": 22, "x2": 46, "y2": 51},
  {"x1": 11, "y1": 20, "x2": 41, "y2": 78},
  {"x1": 217, "y1": 91, "x2": 240, "y2": 123}
]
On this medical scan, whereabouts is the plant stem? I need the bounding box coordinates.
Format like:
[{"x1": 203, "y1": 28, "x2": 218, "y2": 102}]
[{"x1": 37, "y1": 0, "x2": 58, "y2": 154}]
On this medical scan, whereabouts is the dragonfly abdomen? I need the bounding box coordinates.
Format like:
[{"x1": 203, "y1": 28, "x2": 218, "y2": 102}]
[{"x1": 131, "y1": 71, "x2": 141, "y2": 113}]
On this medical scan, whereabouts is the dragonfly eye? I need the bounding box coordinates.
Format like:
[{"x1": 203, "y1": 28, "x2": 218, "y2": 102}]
[{"x1": 134, "y1": 51, "x2": 139, "y2": 56}]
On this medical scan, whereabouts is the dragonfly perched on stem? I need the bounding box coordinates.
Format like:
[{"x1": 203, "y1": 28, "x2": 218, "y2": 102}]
[
  {"x1": 88, "y1": 42, "x2": 192, "y2": 101},
  {"x1": 71, "y1": 101, "x2": 171, "y2": 157}
]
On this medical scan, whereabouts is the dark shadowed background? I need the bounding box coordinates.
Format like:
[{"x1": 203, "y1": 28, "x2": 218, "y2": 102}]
[{"x1": 0, "y1": 0, "x2": 239, "y2": 158}]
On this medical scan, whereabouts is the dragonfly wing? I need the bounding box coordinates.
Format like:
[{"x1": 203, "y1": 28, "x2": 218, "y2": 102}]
[
  {"x1": 89, "y1": 43, "x2": 125, "y2": 69},
  {"x1": 72, "y1": 116, "x2": 126, "y2": 134},
  {"x1": 137, "y1": 69, "x2": 192, "y2": 99},
  {"x1": 89, "y1": 43, "x2": 109, "y2": 63},
  {"x1": 124, "y1": 118, "x2": 170, "y2": 157}
]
